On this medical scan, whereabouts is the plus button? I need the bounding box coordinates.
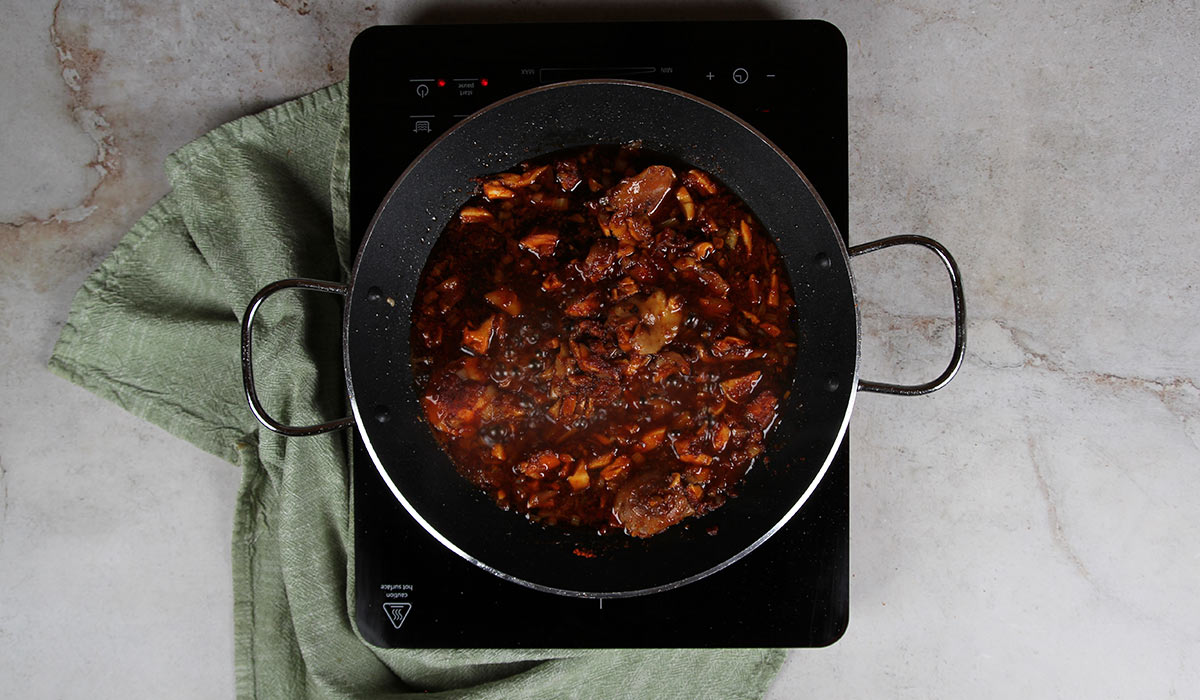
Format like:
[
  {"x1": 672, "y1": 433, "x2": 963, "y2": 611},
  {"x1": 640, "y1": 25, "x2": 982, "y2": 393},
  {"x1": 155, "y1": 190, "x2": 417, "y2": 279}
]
[{"x1": 705, "y1": 71, "x2": 715, "y2": 80}]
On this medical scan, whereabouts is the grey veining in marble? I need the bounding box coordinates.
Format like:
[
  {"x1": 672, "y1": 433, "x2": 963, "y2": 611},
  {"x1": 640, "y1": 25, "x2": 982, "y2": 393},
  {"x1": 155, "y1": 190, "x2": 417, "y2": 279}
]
[{"x1": 1, "y1": 1, "x2": 1197, "y2": 698}]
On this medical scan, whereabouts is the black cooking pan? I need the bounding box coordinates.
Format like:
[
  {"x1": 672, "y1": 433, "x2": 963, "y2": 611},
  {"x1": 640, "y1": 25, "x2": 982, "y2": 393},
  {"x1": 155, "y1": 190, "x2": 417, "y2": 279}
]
[{"x1": 241, "y1": 81, "x2": 965, "y2": 598}]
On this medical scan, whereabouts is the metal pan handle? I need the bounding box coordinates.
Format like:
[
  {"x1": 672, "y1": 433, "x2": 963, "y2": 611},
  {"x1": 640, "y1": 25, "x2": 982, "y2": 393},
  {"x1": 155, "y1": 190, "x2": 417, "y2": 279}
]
[
  {"x1": 240, "y1": 278, "x2": 356, "y2": 436},
  {"x1": 849, "y1": 235, "x2": 966, "y2": 396}
]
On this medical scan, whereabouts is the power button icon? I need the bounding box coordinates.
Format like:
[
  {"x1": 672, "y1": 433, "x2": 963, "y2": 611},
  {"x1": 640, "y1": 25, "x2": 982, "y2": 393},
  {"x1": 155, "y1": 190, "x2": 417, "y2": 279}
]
[{"x1": 732, "y1": 67, "x2": 749, "y2": 84}]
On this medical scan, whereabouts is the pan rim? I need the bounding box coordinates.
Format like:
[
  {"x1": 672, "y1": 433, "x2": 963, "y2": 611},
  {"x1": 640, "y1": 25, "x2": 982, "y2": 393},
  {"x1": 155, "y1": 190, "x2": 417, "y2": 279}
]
[{"x1": 345, "y1": 79, "x2": 861, "y2": 598}]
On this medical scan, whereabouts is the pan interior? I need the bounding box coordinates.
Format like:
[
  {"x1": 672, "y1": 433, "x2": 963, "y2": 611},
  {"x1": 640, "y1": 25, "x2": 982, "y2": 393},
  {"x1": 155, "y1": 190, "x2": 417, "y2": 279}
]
[{"x1": 346, "y1": 81, "x2": 857, "y2": 597}]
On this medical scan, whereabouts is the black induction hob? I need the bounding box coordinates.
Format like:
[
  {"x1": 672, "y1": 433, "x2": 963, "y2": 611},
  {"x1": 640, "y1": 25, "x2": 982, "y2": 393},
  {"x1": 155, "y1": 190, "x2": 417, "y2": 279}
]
[{"x1": 348, "y1": 20, "x2": 848, "y2": 648}]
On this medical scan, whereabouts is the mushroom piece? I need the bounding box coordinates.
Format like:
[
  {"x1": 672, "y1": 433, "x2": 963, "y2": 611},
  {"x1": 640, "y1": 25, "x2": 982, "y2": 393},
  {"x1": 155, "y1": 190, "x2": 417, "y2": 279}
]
[
  {"x1": 484, "y1": 289, "x2": 522, "y2": 316},
  {"x1": 682, "y1": 169, "x2": 719, "y2": 196},
  {"x1": 630, "y1": 289, "x2": 685, "y2": 355},
  {"x1": 719, "y1": 371, "x2": 762, "y2": 403},
  {"x1": 421, "y1": 372, "x2": 490, "y2": 438},
  {"x1": 461, "y1": 315, "x2": 496, "y2": 355},
  {"x1": 613, "y1": 469, "x2": 697, "y2": 538},
  {"x1": 458, "y1": 207, "x2": 493, "y2": 224},
  {"x1": 606, "y1": 166, "x2": 677, "y2": 219},
  {"x1": 564, "y1": 291, "x2": 602, "y2": 318},
  {"x1": 518, "y1": 229, "x2": 559, "y2": 258},
  {"x1": 582, "y1": 238, "x2": 620, "y2": 282}
]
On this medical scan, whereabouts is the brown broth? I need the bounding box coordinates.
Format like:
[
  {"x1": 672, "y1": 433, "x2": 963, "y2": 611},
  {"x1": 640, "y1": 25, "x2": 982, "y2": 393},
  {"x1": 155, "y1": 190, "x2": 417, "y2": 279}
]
[{"x1": 410, "y1": 144, "x2": 798, "y2": 538}]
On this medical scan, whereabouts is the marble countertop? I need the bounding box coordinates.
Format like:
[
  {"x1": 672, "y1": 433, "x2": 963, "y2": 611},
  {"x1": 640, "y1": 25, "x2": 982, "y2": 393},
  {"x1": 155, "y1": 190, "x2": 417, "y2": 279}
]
[{"x1": 2, "y1": 2, "x2": 1197, "y2": 697}]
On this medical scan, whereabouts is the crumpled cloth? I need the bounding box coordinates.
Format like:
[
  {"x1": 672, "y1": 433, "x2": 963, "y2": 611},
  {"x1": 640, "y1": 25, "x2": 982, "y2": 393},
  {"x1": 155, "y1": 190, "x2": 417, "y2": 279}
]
[{"x1": 48, "y1": 80, "x2": 785, "y2": 699}]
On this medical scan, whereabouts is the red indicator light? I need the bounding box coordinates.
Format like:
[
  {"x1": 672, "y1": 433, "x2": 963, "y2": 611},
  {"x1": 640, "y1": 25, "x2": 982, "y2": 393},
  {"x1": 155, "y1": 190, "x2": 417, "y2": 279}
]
[
  {"x1": 437, "y1": 79, "x2": 446, "y2": 87},
  {"x1": 481, "y1": 78, "x2": 489, "y2": 87}
]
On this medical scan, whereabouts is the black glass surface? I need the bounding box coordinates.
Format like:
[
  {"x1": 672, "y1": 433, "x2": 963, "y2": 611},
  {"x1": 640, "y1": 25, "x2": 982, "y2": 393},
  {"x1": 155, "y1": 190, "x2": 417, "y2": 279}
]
[{"x1": 349, "y1": 20, "x2": 849, "y2": 648}]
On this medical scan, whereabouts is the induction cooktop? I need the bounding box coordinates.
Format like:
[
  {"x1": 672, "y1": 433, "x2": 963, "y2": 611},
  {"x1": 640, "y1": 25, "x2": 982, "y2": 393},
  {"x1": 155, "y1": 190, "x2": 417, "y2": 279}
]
[{"x1": 348, "y1": 20, "x2": 848, "y2": 648}]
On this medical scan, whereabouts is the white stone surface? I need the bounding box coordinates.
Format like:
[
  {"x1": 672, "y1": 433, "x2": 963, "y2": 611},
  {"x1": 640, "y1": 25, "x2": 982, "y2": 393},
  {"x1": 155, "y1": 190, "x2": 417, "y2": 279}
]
[{"x1": 1, "y1": 1, "x2": 1196, "y2": 698}]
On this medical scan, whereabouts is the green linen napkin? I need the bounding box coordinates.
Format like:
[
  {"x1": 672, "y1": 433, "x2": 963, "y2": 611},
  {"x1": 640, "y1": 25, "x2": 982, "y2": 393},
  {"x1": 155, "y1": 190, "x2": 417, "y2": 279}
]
[{"x1": 48, "y1": 81, "x2": 785, "y2": 699}]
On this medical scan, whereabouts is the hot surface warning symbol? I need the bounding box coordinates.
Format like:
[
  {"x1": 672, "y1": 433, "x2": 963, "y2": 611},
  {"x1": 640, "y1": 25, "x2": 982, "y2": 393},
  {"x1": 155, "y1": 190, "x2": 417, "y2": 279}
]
[{"x1": 383, "y1": 602, "x2": 412, "y2": 629}]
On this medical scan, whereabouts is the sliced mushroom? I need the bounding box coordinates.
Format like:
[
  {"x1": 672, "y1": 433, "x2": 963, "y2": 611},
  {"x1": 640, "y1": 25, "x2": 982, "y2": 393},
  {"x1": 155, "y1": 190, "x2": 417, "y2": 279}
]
[
  {"x1": 613, "y1": 469, "x2": 696, "y2": 538},
  {"x1": 582, "y1": 238, "x2": 620, "y2": 282},
  {"x1": 682, "y1": 169, "x2": 719, "y2": 196},
  {"x1": 745, "y1": 391, "x2": 779, "y2": 432},
  {"x1": 606, "y1": 165, "x2": 677, "y2": 218},
  {"x1": 518, "y1": 229, "x2": 559, "y2": 258},
  {"x1": 484, "y1": 289, "x2": 522, "y2": 316},
  {"x1": 459, "y1": 207, "x2": 493, "y2": 224},
  {"x1": 555, "y1": 159, "x2": 582, "y2": 191},
  {"x1": 630, "y1": 289, "x2": 685, "y2": 355},
  {"x1": 674, "y1": 186, "x2": 695, "y2": 221},
  {"x1": 719, "y1": 371, "x2": 762, "y2": 403},
  {"x1": 564, "y1": 291, "x2": 602, "y2": 318},
  {"x1": 461, "y1": 315, "x2": 496, "y2": 355},
  {"x1": 517, "y1": 449, "x2": 563, "y2": 478},
  {"x1": 421, "y1": 371, "x2": 490, "y2": 438},
  {"x1": 482, "y1": 183, "x2": 515, "y2": 200}
]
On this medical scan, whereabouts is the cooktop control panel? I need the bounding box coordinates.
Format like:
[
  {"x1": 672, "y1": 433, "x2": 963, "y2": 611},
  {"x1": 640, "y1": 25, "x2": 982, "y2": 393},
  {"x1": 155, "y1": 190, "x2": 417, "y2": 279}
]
[
  {"x1": 350, "y1": 21, "x2": 847, "y2": 248},
  {"x1": 393, "y1": 63, "x2": 802, "y2": 152},
  {"x1": 349, "y1": 20, "x2": 849, "y2": 649}
]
